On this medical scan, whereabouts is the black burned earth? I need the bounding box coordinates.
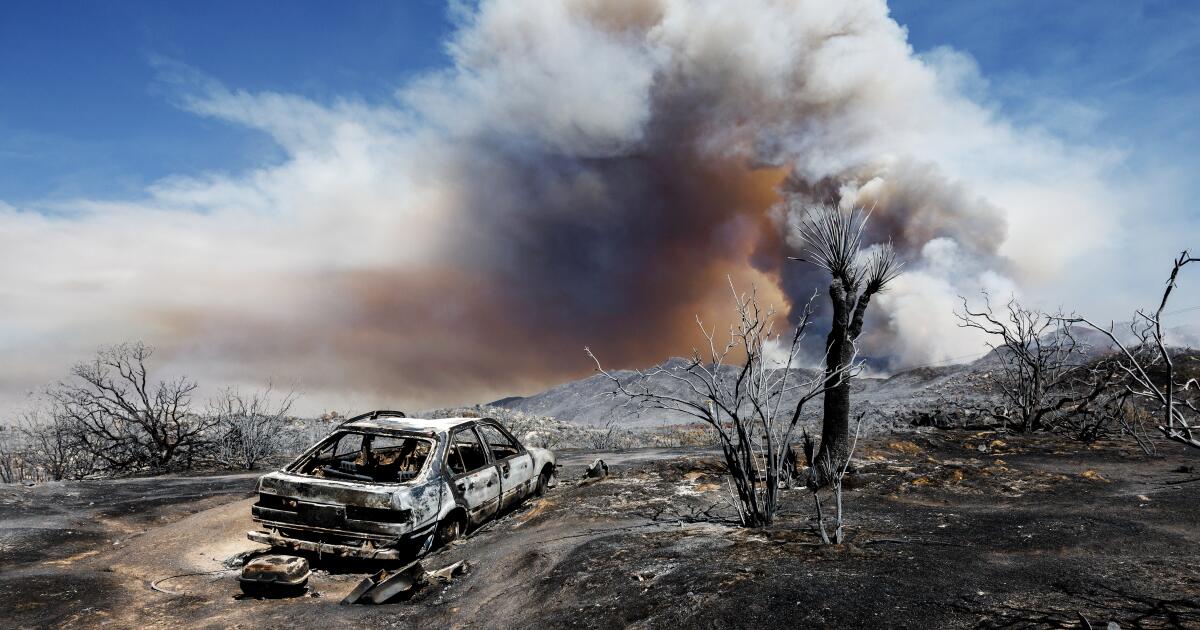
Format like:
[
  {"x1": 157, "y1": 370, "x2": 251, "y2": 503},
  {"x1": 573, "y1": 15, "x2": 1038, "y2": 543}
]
[{"x1": 1, "y1": 434, "x2": 1198, "y2": 629}]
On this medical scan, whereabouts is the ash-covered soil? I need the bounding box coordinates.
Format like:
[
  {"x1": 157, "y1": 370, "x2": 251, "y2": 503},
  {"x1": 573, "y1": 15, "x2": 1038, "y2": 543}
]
[{"x1": 2, "y1": 436, "x2": 1198, "y2": 629}]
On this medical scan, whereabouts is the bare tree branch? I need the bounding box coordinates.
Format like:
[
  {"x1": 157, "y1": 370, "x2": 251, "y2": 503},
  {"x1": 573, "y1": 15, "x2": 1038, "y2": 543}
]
[
  {"x1": 209, "y1": 384, "x2": 299, "y2": 470},
  {"x1": 1071, "y1": 250, "x2": 1200, "y2": 450},
  {"x1": 955, "y1": 294, "x2": 1089, "y2": 433},
  {"x1": 587, "y1": 281, "x2": 851, "y2": 528},
  {"x1": 46, "y1": 342, "x2": 211, "y2": 474}
]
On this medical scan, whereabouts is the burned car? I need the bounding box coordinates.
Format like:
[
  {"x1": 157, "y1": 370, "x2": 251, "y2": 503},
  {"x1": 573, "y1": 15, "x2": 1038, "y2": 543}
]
[{"x1": 248, "y1": 412, "x2": 556, "y2": 560}]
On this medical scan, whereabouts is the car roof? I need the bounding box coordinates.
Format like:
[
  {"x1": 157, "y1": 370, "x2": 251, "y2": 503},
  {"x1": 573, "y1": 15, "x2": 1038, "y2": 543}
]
[{"x1": 341, "y1": 416, "x2": 492, "y2": 436}]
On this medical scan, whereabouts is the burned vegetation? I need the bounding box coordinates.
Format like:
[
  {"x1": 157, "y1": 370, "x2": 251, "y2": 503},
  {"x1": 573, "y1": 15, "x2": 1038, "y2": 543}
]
[
  {"x1": 589, "y1": 205, "x2": 902, "y2": 539},
  {"x1": 3, "y1": 430, "x2": 1197, "y2": 629}
]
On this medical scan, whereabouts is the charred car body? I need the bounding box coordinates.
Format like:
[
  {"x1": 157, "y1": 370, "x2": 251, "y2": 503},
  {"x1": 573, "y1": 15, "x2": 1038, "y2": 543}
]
[{"x1": 248, "y1": 412, "x2": 556, "y2": 560}]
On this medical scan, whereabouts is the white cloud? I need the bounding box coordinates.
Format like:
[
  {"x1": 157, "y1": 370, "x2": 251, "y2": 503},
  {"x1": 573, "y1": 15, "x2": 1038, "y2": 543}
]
[{"x1": 0, "y1": 0, "x2": 1161, "y2": 415}]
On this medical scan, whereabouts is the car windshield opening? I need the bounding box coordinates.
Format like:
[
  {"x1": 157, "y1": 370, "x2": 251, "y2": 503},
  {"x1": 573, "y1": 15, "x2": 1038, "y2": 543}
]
[{"x1": 295, "y1": 432, "x2": 432, "y2": 483}]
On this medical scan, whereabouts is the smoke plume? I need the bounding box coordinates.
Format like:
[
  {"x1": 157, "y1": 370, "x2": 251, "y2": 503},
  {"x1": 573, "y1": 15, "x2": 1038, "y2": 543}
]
[{"x1": 0, "y1": 0, "x2": 1122, "y2": 413}]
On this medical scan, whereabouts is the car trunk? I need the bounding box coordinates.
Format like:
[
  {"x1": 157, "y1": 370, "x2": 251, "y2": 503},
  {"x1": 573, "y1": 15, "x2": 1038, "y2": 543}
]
[{"x1": 259, "y1": 473, "x2": 400, "y2": 510}]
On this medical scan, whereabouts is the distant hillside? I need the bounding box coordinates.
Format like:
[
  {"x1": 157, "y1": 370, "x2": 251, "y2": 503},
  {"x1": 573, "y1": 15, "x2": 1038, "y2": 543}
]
[
  {"x1": 489, "y1": 357, "x2": 982, "y2": 427},
  {"x1": 489, "y1": 326, "x2": 1199, "y2": 428}
]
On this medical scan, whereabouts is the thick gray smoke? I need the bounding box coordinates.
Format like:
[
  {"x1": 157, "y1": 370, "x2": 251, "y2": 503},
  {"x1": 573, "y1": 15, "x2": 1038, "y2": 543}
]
[{"x1": 0, "y1": 0, "x2": 1121, "y2": 413}]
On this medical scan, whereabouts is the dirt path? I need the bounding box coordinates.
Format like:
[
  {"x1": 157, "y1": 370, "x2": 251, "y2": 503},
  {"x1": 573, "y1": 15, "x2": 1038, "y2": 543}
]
[{"x1": 2, "y1": 435, "x2": 1199, "y2": 629}]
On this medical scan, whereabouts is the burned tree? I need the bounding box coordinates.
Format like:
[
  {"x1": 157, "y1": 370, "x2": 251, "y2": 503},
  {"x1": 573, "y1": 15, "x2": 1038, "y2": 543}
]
[
  {"x1": 955, "y1": 295, "x2": 1088, "y2": 432},
  {"x1": 1078, "y1": 251, "x2": 1200, "y2": 451},
  {"x1": 17, "y1": 409, "x2": 94, "y2": 481},
  {"x1": 0, "y1": 425, "x2": 29, "y2": 483},
  {"x1": 48, "y1": 342, "x2": 211, "y2": 473},
  {"x1": 210, "y1": 385, "x2": 298, "y2": 470},
  {"x1": 587, "y1": 280, "x2": 851, "y2": 527},
  {"x1": 792, "y1": 205, "x2": 902, "y2": 486}
]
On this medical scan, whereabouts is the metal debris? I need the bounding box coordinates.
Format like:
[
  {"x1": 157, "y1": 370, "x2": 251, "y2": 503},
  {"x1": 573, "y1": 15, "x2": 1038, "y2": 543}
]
[
  {"x1": 362, "y1": 562, "x2": 426, "y2": 604},
  {"x1": 340, "y1": 558, "x2": 470, "y2": 605},
  {"x1": 238, "y1": 554, "x2": 311, "y2": 597},
  {"x1": 585, "y1": 458, "x2": 609, "y2": 479},
  {"x1": 427, "y1": 560, "x2": 470, "y2": 582},
  {"x1": 339, "y1": 573, "x2": 379, "y2": 605}
]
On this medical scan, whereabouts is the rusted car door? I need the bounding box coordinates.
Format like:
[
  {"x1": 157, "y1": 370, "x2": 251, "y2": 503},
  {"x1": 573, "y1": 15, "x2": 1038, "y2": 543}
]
[
  {"x1": 446, "y1": 426, "x2": 500, "y2": 524},
  {"x1": 478, "y1": 422, "x2": 535, "y2": 511}
]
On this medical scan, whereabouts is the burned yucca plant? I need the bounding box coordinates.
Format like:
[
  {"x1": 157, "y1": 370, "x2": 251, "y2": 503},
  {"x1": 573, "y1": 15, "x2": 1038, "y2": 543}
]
[{"x1": 791, "y1": 204, "x2": 903, "y2": 488}]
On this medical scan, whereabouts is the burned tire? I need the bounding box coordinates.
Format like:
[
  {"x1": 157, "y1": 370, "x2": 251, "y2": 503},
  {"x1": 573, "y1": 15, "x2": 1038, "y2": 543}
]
[
  {"x1": 436, "y1": 512, "x2": 466, "y2": 547},
  {"x1": 534, "y1": 468, "x2": 553, "y2": 497}
]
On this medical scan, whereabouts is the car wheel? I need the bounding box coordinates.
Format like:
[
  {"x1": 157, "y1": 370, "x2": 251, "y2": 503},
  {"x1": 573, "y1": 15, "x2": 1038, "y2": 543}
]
[
  {"x1": 436, "y1": 513, "x2": 465, "y2": 546},
  {"x1": 534, "y1": 468, "x2": 553, "y2": 498}
]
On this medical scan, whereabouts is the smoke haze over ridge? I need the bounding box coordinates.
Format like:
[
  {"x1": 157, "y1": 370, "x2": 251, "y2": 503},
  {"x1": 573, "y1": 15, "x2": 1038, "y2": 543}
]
[{"x1": 0, "y1": 0, "x2": 1161, "y2": 413}]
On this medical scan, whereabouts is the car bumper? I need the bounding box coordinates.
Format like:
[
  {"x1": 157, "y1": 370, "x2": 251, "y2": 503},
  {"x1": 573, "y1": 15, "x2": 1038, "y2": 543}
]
[{"x1": 246, "y1": 527, "x2": 433, "y2": 560}]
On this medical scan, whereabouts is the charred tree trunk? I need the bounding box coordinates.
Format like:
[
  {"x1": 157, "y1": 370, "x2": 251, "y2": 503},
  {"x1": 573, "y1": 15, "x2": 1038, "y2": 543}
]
[
  {"x1": 813, "y1": 279, "x2": 852, "y2": 486},
  {"x1": 817, "y1": 346, "x2": 854, "y2": 484},
  {"x1": 811, "y1": 277, "x2": 874, "y2": 487}
]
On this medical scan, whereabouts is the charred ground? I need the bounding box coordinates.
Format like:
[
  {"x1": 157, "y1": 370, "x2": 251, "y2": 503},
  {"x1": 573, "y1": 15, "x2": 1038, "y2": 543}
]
[{"x1": 2, "y1": 433, "x2": 1198, "y2": 629}]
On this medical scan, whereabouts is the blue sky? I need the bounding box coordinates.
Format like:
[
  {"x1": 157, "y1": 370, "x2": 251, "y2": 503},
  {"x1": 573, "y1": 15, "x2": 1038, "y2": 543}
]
[
  {"x1": 0, "y1": 0, "x2": 452, "y2": 204},
  {"x1": 4, "y1": 1, "x2": 1198, "y2": 207},
  {"x1": 893, "y1": 1, "x2": 1200, "y2": 182}
]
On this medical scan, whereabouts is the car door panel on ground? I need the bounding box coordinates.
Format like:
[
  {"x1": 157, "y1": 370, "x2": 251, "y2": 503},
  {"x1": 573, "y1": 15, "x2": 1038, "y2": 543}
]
[
  {"x1": 446, "y1": 427, "x2": 500, "y2": 525},
  {"x1": 478, "y1": 422, "x2": 534, "y2": 511}
]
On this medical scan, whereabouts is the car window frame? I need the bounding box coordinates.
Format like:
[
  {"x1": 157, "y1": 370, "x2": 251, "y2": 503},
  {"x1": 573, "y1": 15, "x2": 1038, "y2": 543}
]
[
  {"x1": 332, "y1": 432, "x2": 364, "y2": 459},
  {"x1": 491, "y1": 421, "x2": 526, "y2": 452},
  {"x1": 445, "y1": 425, "x2": 494, "y2": 479},
  {"x1": 476, "y1": 421, "x2": 525, "y2": 462}
]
